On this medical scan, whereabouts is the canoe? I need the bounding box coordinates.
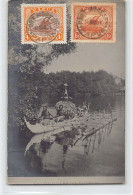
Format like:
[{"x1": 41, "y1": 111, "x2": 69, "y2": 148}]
[{"x1": 24, "y1": 114, "x2": 88, "y2": 134}]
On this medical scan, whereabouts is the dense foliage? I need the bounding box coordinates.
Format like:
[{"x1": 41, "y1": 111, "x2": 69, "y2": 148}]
[{"x1": 40, "y1": 70, "x2": 118, "y2": 97}]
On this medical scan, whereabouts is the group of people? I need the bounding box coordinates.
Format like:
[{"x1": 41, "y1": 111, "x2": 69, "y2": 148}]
[
  {"x1": 40, "y1": 105, "x2": 66, "y2": 122},
  {"x1": 40, "y1": 103, "x2": 89, "y2": 123}
]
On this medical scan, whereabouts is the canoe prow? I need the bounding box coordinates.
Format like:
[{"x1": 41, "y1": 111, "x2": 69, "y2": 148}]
[
  {"x1": 24, "y1": 117, "x2": 67, "y2": 134},
  {"x1": 24, "y1": 117, "x2": 49, "y2": 134}
]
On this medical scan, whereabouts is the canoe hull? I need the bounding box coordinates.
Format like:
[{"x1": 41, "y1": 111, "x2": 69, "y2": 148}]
[{"x1": 24, "y1": 116, "x2": 87, "y2": 134}]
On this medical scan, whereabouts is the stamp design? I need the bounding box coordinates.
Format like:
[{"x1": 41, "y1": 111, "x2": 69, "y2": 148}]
[
  {"x1": 71, "y1": 3, "x2": 116, "y2": 43},
  {"x1": 21, "y1": 4, "x2": 66, "y2": 44}
]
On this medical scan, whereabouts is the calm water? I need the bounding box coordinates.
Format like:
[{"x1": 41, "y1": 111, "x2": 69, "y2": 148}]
[{"x1": 8, "y1": 96, "x2": 125, "y2": 177}]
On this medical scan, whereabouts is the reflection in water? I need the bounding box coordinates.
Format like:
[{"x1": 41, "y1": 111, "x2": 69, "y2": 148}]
[
  {"x1": 83, "y1": 123, "x2": 113, "y2": 155},
  {"x1": 25, "y1": 122, "x2": 113, "y2": 174},
  {"x1": 7, "y1": 96, "x2": 124, "y2": 177},
  {"x1": 25, "y1": 132, "x2": 55, "y2": 155},
  {"x1": 25, "y1": 141, "x2": 53, "y2": 172}
]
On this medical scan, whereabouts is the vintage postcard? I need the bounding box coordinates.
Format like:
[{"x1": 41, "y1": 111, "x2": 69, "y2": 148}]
[{"x1": 8, "y1": 0, "x2": 125, "y2": 184}]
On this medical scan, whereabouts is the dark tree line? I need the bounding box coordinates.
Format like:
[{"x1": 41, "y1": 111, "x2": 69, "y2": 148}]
[{"x1": 34, "y1": 70, "x2": 119, "y2": 98}]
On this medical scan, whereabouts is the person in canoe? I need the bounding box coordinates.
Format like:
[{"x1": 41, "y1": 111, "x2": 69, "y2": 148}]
[
  {"x1": 40, "y1": 106, "x2": 53, "y2": 120},
  {"x1": 57, "y1": 105, "x2": 64, "y2": 116},
  {"x1": 55, "y1": 105, "x2": 65, "y2": 122}
]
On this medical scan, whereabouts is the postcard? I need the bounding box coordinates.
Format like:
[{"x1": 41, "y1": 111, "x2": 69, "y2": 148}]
[{"x1": 8, "y1": 0, "x2": 125, "y2": 184}]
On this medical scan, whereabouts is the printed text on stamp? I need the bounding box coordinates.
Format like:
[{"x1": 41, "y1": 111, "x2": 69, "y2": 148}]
[{"x1": 71, "y1": 3, "x2": 116, "y2": 43}]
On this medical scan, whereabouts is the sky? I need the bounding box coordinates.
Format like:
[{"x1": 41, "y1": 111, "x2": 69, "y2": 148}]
[{"x1": 44, "y1": 40, "x2": 125, "y2": 78}]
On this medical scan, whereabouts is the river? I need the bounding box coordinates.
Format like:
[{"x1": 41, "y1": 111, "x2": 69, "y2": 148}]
[{"x1": 8, "y1": 95, "x2": 125, "y2": 177}]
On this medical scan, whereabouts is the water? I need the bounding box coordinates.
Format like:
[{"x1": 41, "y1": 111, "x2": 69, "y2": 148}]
[{"x1": 8, "y1": 95, "x2": 125, "y2": 177}]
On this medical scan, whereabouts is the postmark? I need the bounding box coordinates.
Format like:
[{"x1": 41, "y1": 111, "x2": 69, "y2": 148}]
[
  {"x1": 71, "y1": 3, "x2": 116, "y2": 43},
  {"x1": 21, "y1": 4, "x2": 66, "y2": 44}
]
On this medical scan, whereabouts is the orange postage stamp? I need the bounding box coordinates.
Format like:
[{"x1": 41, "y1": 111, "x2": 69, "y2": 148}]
[
  {"x1": 21, "y1": 4, "x2": 66, "y2": 44},
  {"x1": 71, "y1": 3, "x2": 116, "y2": 43}
]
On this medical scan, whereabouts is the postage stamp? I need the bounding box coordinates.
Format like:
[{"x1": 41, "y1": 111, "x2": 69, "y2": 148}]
[
  {"x1": 21, "y1": 4, "x2": 66, "y2": 44},
  {"x1": 71, "y1": 3, "x2": 116, "y2": 43}
]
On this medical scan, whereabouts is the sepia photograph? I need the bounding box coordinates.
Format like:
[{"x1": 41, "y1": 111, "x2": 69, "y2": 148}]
[{"x1": 8, "y1": 0, "x2": 125, "y2": 184}]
